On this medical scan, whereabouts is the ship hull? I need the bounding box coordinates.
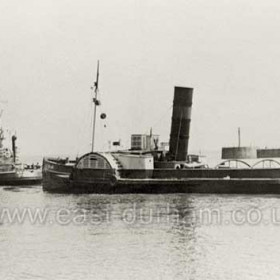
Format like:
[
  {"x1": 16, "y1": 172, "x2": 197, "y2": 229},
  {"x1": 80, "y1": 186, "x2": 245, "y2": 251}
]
[
  {"x1": 0, "y1": 177, "x2": 42, "y2": 186},
  {"x1": 0, "y1": 170, "x2": 42, "y2": 185},
  {"x1": 42, "y1": 158, "x2": 75, "y2": 192},
  {"x1": 42, "y1": 158, "x2": 280, "y2": 194},
  {"x1": 49, "y1": 178, "x2": 280, "y2": 194}
]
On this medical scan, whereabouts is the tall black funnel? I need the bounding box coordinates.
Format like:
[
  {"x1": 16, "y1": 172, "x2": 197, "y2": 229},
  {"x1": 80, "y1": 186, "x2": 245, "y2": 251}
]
[{"x1": 169, "y1": 87, "x2": 193, "y2": 161}]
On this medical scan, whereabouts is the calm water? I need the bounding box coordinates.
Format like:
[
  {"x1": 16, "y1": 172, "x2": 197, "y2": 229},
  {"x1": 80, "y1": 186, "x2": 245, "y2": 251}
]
[{"x1": 1, "y1": 186, "x2": 280, "y2": 280}]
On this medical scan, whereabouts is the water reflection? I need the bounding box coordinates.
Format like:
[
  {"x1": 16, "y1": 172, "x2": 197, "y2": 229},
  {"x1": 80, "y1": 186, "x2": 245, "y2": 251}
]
[
  {"x1": 1, "y1": 188, "x2": 280, "y2": 279},
  {"x1": 70, "y1": 194, "x2": 208, "y2": 279}
]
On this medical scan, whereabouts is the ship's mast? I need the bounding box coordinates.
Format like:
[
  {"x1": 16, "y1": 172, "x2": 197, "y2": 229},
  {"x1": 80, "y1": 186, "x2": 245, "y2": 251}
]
[{"x1": 91, "y1": 61, "x2": 100, "y2": 152}]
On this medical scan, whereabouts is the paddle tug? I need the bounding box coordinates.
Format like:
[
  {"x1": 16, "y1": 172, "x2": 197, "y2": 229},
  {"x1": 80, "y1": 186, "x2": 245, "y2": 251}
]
[{"x1": 42, "y1": 64, "x2": 280, "y2": 194}]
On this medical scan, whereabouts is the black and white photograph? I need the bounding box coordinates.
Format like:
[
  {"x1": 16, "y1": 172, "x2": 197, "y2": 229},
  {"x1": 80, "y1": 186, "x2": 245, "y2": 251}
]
[{"x1": 1, "y1": 0, "x2": 280, "y2": 279}]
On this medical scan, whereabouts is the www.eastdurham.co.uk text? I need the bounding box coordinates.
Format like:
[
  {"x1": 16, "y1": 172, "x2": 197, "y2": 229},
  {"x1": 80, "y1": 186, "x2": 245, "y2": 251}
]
[{"x1": 1, "y1": 204, "x2": 280, "y2": 226}]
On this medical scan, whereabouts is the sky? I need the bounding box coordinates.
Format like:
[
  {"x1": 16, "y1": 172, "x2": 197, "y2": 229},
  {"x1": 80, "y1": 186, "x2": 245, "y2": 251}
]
[{"x1": 1, "y1": 0, "x2": 280, "y2": 157}]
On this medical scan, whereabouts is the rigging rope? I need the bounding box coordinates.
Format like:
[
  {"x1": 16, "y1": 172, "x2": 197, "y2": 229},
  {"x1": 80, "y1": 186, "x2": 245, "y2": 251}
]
[{"x1": 145, "y1": 105, "x2": 173, "y2": 135}]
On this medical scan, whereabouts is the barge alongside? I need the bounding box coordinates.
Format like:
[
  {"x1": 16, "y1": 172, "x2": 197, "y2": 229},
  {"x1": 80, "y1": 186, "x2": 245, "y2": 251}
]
[{"x1": 42, "y1": 65, "x2": 280, "y2": 193}]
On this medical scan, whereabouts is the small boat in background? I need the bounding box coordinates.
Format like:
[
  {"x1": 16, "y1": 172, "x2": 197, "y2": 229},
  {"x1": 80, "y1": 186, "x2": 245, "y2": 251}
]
[{"x1": 0, "y1": 122, "x2": 42, "y2": 186}]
